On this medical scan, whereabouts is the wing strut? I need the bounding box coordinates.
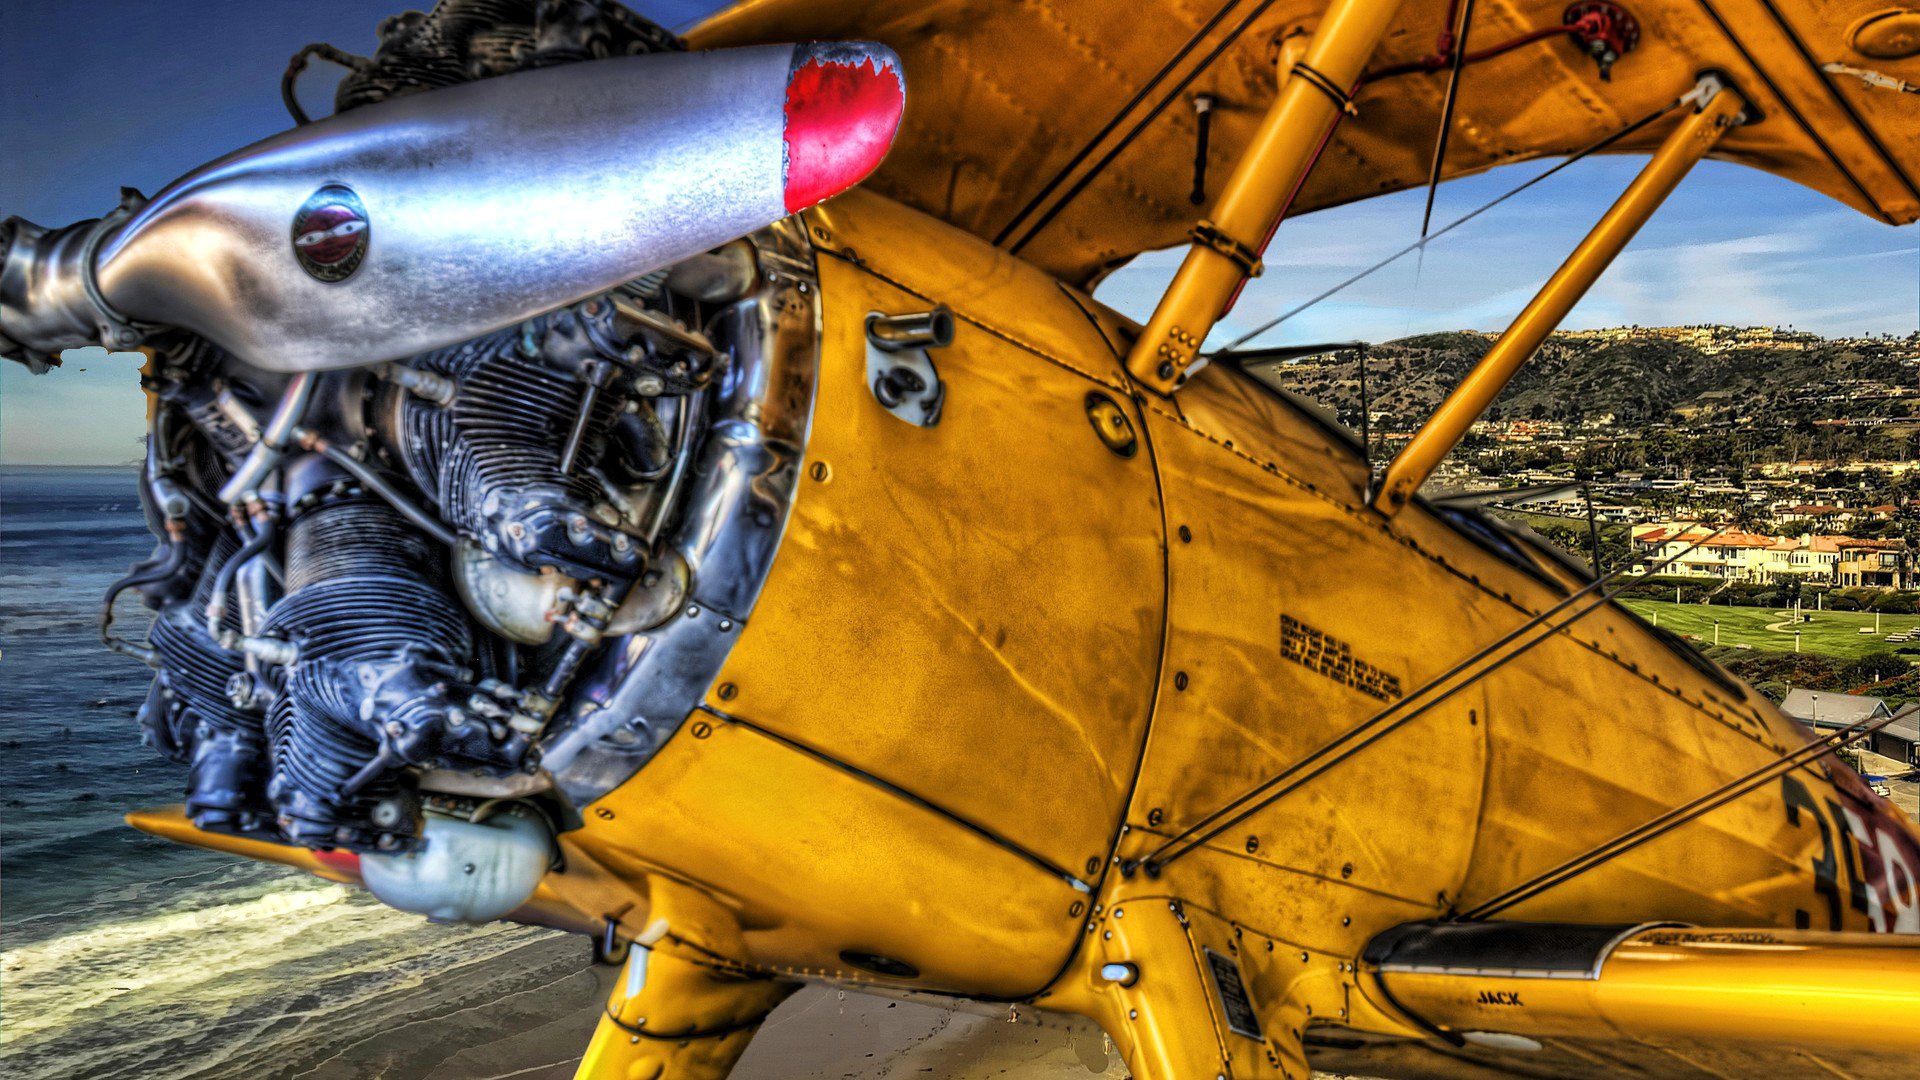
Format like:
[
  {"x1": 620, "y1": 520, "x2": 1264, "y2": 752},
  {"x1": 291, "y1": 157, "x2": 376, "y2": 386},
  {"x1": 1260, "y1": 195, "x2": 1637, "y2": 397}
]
[
  {"x1": 1218, "y1": 96, "x2": 1681, "y2": 351},
  {"x1": 1123, "y1": 0, "x2": 1409, "y2": 394},
  {"x1": 1369, "y1": 74, "x2": 1750, "y2": 516}
]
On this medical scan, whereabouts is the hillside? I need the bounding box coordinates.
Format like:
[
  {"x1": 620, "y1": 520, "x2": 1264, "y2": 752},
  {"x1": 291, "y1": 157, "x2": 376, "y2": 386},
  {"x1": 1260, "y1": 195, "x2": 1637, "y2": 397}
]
[{"x1": 1260, "y1": 329, "x2": 1919, "y2": 431}]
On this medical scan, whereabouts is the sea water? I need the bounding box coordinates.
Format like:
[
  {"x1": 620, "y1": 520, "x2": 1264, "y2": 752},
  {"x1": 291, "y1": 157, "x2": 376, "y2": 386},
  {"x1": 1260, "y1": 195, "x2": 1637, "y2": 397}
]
[{"x1": 0, "y1": 467, "x2": 600, "y2": 1079}]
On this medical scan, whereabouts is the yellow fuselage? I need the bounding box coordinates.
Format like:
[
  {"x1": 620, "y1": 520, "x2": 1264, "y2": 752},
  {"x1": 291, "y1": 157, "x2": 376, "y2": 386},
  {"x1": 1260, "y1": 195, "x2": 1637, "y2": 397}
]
[{"x1": 545, "y1": 189, "x2": 1920, "y2": 1079}]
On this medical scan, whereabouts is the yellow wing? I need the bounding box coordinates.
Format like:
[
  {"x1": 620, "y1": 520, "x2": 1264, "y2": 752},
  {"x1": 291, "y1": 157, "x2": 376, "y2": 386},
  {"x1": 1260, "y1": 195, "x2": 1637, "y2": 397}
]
[{"x1": 692, "y1": 0, "x2": 1920, "y2": 284}]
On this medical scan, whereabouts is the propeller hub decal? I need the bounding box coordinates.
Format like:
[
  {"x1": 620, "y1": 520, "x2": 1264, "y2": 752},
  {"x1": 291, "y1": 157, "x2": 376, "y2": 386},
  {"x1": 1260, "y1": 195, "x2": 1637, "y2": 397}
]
[{"x1": 291, "y1": 184, "x2": 369, "y2": 283}]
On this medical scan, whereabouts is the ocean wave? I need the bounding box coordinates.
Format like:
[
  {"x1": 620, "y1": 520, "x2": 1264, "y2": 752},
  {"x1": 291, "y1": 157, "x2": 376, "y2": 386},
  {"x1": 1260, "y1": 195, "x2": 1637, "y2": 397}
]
[
  {"x1": 0, "y1": 873, "x2": 559, "y2": 1079},
  {"x1": 2, "y1": 883, "x2": 360, "y2": 1044}
]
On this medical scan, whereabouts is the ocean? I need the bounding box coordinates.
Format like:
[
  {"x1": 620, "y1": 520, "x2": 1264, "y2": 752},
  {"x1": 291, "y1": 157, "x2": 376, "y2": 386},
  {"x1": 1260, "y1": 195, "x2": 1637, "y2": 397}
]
[{"x1": 0, "y1": 467, "x2": 603, "y2": 1080}]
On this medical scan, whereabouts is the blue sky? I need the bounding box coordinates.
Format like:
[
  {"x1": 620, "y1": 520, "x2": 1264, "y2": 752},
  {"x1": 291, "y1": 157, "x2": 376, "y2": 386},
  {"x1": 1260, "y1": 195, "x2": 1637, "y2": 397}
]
[{"x1": 3, "y1": 1, "x2": 1915, "y2": 464}]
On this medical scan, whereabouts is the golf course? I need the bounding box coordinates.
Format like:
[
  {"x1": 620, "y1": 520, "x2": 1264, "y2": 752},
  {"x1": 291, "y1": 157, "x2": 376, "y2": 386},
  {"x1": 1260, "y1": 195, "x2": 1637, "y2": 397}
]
[{"x1": 1618, "y1": 600, "x2": 1920, "y2": 660}]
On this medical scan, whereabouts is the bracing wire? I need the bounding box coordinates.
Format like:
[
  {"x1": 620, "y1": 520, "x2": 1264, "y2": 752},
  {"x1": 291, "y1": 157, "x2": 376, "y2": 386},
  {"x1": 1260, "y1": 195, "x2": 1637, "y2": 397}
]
[
  {"x1": 1457, "y1": 708, "x2": 1905, "y2": 920},
  {"x1": 1420, "y1": 0, "x2": 1479, "y2": 238},
  {"x1": 1400, "y1": 0, "x2": 1479, "y2": 334},
  {"x1": 1139, "y1": 519, "x2": 1731, "y2": 873},
  {"x1": 1006, "y1": 0, "x2": 1283, "y2": 255},
  {"x1": 992, "y1": 0, "x2": 1248, "y2": 246},
  {"x1": 1217, "y1": 96, "x2": 1683, "y2": 353}
]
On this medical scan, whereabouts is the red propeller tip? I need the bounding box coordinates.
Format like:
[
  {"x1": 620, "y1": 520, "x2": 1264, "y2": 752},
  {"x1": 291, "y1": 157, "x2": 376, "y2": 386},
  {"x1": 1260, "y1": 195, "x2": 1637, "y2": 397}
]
[{"x1": 782, "y1": 42, "x2": 905, "y2": 214}]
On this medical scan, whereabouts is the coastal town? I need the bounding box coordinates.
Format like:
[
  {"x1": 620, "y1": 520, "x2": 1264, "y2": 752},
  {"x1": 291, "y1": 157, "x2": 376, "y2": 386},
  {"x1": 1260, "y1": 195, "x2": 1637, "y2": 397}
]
[
  {"x1": 1259, "y1": 323, "x2": 1919, "y2": 586},
  {"x1": 1262, "y1": 323, "x2": 1920, "y2": 734}
]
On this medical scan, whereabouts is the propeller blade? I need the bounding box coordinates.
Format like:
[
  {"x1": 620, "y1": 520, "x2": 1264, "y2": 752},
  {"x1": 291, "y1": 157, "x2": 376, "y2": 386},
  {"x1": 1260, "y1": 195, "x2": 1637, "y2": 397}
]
[{"x1": 74, "y1": 41, "x2": 901, "y2": 371}]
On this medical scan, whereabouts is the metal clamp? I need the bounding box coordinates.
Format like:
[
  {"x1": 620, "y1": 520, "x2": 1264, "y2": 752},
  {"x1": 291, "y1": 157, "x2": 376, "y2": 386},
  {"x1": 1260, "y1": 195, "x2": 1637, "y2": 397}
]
[
  {"x1": 1190, "y1": 221, "x2": 1265, "y2": 278},
  {"x1": 1291, "y1": 61, "x2": 1358, "y2": 116},
  {"x1": 79, "y1": 190, "x2": 151, "y2": 351}
]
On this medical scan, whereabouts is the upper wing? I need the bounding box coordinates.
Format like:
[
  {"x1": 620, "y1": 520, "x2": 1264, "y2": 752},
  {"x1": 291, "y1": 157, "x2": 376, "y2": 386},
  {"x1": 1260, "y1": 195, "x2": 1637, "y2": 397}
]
[{"x1": 691, "y1": 0, "x2": 1920, "y2": 285}]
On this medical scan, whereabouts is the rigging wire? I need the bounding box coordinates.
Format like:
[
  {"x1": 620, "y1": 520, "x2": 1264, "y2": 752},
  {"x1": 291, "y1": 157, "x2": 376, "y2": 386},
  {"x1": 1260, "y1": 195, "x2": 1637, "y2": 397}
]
[
  {"x1": 1003, "y1": 3, "x2": 1618, "y2": 257},
  {"x1": 1456, "y1": 708, "x2": 1905, "y2": 920},
  {"x1": 1420, "y1": 0, "x2": 1478, "y2": 238},
  {"x1": 1139, "y1": 520, "x2": 1731, "y2": 873},
  {"x1": 1217, "y1": 96, "x2": 1682, "y2": 353}
]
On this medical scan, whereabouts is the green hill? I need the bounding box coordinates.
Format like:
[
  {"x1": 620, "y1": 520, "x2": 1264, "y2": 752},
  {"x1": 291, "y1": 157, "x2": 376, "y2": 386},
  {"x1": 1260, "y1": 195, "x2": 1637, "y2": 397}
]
[{"x1": 1263, "y1": 330, "x2": 1919, "y2": 431}]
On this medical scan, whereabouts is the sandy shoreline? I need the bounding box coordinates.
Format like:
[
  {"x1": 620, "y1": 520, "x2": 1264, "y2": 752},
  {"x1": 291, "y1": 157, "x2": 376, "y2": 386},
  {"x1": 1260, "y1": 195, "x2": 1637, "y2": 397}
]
[
  {"x1": 256, "y1": 928, "x2": 1373, "y2": 1080},
  {"x1": 275, "y1": 930, "x2": 1132, "y2": 1080}
]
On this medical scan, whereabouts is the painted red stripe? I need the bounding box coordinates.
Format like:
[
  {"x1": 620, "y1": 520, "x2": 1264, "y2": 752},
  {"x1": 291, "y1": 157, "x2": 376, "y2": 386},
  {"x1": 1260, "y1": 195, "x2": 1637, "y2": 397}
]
[
  {"x1": 783, "y1": 43, "x2": 905, "y2": 214},
  {"x1": 313, "y1": 848, "x2": 363, "y2": 878}
]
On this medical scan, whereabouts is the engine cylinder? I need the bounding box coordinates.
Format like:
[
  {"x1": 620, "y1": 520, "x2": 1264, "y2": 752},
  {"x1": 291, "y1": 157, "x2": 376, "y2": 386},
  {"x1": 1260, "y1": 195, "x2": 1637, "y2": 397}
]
[
  {"x1": 139, "y1": 532, "x2": 270, "y2": 834},
  {"x1": 265, "y1": 492, "x2": 473, "y2": 850}
]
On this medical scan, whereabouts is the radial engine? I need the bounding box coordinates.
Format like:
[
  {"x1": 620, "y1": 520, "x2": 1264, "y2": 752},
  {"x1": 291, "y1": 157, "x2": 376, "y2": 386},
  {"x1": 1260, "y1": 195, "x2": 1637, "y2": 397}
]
[{"x1": 1, "y1": 1, "x2": 848, "y2": 917}]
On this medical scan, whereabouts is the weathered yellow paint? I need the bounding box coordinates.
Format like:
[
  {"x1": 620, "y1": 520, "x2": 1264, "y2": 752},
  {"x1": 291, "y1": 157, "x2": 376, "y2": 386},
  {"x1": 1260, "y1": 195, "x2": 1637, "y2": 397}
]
[
  {"x1": 576, "y1": 891, "x2": 798, "y2": 1080},
  {"x1": 547, "y1": 187, "x2": 1920, "y2": 1080},
  {"x1": 1126, "y1": 0, "x2": 1408, "y2": 392},
  {"x1": 1371, "y1": 84, "x2": 1747, "y2": 514},
  {"x1": 700, "y1": 190, "x2": 1166, "y2": 880},
  {"x1": 567, "y1": 714, "x2": 1090, "y2": 996}
]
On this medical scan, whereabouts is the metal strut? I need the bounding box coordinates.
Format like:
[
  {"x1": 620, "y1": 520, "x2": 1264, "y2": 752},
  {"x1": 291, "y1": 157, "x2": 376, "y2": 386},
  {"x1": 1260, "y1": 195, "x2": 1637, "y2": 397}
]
[
  {"x1": 1219, "y1": 96, "x2": 1684, "y2": 351},
  {"x1": 1124, "y1": 0, "x2": 1410, "y2": 393},
  {"x1": 1370, "y1": 74, "x2": 1750, "y2": 516}
]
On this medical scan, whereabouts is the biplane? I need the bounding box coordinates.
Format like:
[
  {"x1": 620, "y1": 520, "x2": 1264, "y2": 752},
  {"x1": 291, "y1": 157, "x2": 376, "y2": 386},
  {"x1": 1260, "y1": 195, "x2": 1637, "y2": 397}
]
[{"x1": 2, "y1": 1, "x2": 1917, "y2": 1078}]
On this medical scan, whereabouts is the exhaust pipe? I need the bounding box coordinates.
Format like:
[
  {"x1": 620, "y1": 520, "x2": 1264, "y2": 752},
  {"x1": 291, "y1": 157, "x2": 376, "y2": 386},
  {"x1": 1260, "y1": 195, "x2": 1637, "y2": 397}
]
[{"x1": 0, "y1": 42, "x2": 903, "y2": 372}]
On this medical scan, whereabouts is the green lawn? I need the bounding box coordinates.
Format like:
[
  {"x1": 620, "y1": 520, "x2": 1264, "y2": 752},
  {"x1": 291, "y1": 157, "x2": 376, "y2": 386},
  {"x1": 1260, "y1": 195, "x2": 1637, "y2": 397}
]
[{"x1": 1618, "y1": 600, "x2": 1920, "y2": 660}]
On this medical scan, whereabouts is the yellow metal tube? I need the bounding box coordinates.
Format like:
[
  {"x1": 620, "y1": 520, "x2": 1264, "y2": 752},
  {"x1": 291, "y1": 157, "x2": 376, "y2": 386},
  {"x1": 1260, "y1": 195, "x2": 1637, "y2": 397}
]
[
  {"x1": 1375, "y1": 926, "x2": 1920, "y2": 1053},
  {"x1": 1124, "y1": 0, "x2": 1407, "y2": 393},
  {"x1": 127, "y1": 805, "x2": 366, "y2": 885},
  {"x1": 1370, "y1": 84, "x2": 1745, "y2": 515}
]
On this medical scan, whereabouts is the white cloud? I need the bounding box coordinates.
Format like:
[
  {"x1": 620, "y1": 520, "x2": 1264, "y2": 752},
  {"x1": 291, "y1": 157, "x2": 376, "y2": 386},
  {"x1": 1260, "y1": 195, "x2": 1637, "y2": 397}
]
[{"x1": 1101, "y1": 173, "x2": 1919, "y2": 347}]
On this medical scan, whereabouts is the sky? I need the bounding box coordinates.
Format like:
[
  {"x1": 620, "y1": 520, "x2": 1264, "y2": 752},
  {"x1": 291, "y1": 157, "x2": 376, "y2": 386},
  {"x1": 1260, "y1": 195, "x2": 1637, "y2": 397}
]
[{"x1": 2, "y1": 1, "x2": 1915, "y2": 465}]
